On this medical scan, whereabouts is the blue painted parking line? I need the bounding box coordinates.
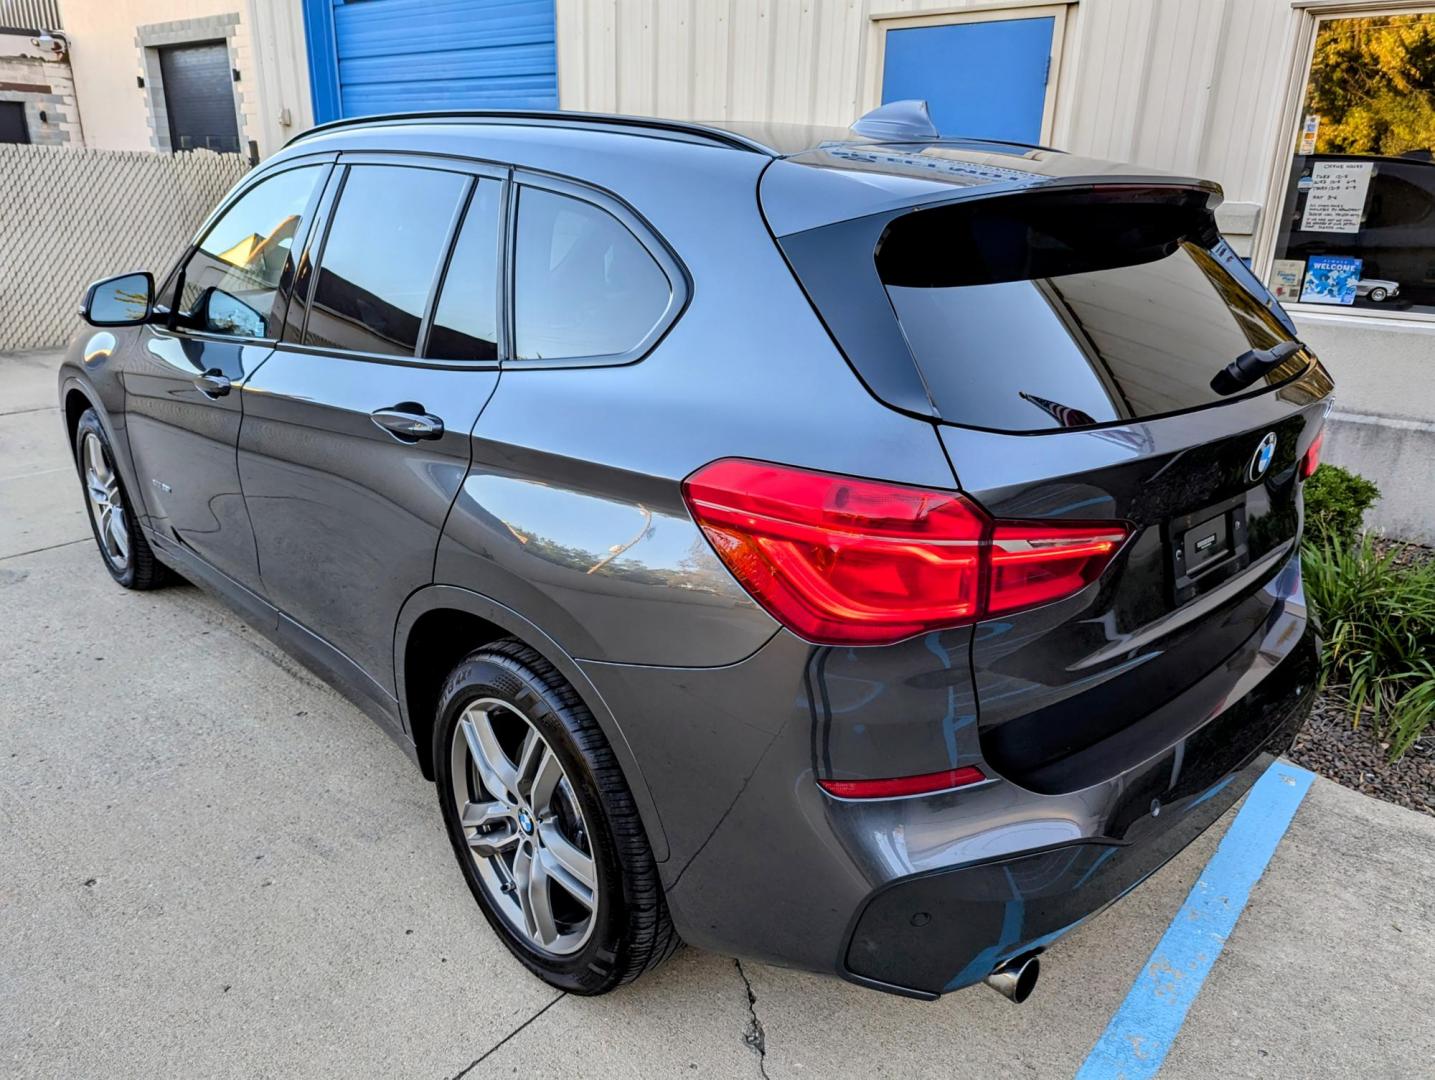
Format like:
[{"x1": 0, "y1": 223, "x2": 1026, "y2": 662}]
[{"x1": 1074, "y1": 761, "x2": 1316, "y2": 1080}]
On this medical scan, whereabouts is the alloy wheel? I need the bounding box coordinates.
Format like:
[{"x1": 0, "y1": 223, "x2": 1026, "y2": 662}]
[
  {"x1": 82, "y1": 431, "x2": 130, "y2": 572},
  {"x1": 450, "y1": 697, "x2": 598, "y2": 955}
]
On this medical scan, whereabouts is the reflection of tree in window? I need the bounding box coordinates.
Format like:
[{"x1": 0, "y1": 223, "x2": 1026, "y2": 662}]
[
  {"x1": 1186, "y1": 244, "x2": 1289, "y2": 352},
  {"x1": 302, "y1": 166, "x2": 468, "y2": 358},
  {"x1": 178, "y1": 165, "x2": 323, "y2": 337},
  {"x1": 1304, "y1": 14, "x2": 1435, "y2": 157}
]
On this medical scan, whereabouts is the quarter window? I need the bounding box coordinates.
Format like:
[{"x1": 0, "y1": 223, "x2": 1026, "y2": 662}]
[
  {"x1": 177, "y1": 164, "x2": 324, "y2": 339},
  {"x1": 427, "y1": 178, "x2": 502, "y2": 362},
  {"x1": 304, "y1": 165, "x2": 469, "y2": 357},
  {"x1": 513, "y1": 187, "x2": 671, "y2": 360}
]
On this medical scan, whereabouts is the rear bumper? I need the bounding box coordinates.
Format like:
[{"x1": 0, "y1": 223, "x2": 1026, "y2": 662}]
[
  {"x1": 842, "y1": 632, "x2": 1316, "y2": 996},
  {"x1": 577, "y1": 550, "x2": 1317, "y2": 997}
]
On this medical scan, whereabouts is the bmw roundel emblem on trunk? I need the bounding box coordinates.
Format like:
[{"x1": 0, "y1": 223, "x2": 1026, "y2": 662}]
[{"x1": 1249, "y1": 432, "x2": 1278, "y2": 482}]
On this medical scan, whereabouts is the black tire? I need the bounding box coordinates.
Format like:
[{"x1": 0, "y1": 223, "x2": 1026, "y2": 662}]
[
  {"x1": 73, "y1": 408, "x2": 167, "y2": 590},
  {"x1": 433, "y1": 639, "x2": 679, "y2": 994}
]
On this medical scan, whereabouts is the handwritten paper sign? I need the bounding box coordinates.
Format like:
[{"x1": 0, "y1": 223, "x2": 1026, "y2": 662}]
[{"x1": 1300, "y1": 160, "x2": 1372, "y2": 233}]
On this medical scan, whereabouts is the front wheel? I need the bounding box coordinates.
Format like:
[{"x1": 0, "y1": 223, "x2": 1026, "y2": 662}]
[
  {"x1": 73, "y1": 408, "x2": 166, "y2": 590},
  {"x1": 434, "y1": 639, "x2": 679, "y2": 994},
  {"x1": 1369, "y1": 287, "x2": 1388, "y2": 302}
]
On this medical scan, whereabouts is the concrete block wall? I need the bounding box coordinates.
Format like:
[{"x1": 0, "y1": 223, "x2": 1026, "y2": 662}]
[
  {"x1": 0, "y1": 33, "x2": 82, "y2": 147},
  {"x1": 1295, "y1": 315, "x2": 1435, "y2": 545}
]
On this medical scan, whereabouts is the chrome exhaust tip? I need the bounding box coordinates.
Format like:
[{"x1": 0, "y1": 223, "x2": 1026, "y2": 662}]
[{"x1": 984, "y1": 952, "x2": 1040, "y2": 1004}]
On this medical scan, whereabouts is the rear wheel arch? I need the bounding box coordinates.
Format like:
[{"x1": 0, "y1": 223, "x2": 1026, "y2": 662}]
[{"x1": 394, "y1": 584, "x2": 669, "y2": 862}]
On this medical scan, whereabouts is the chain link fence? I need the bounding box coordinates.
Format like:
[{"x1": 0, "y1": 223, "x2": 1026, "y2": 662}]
[{"x1": 0, "y1": 144, "x2": 251, "y2": 352}]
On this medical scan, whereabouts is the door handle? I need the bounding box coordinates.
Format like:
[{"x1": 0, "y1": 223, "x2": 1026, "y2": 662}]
[
  {"x1": 193, "y1": 368, "x2": 231, "y2": 398},
  {"x1": 370, "y1": 405, "x2": 445, "y2": 441}
]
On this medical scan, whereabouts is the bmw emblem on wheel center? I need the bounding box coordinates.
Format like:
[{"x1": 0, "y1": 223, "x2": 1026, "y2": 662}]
[{"x1": 1249, "y1": 432, "x2": 1278, "y2": 482}]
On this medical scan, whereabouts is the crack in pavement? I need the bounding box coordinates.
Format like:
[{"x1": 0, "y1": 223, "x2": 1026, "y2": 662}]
[
  {"x1": 0, "y1": 537, "x2": 91, "y2": 563},
  {"x1": 734, "y1": 959, "x2": 770, "y2": 1079},
  {"x1": 445, "y1": 991, "x2": 565, "y2": 1080}
]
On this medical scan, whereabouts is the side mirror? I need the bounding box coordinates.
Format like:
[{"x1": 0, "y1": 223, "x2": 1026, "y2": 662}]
[
  {"x1": 197, "y1": 287, "x2": 267, "y2": 338},
  {"x1": 81, "y1": 272, "x2": 154, "y2": 326}
]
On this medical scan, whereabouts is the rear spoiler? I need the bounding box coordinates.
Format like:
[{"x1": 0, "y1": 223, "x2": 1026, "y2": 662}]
[{"x1": 761, "y1": 145, "x2": 1223, "y2": 237}]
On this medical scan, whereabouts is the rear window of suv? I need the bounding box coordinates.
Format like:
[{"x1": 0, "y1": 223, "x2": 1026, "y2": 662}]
[{"x1": 803, "y1": 188, "x2": 1304, "y2": 432}]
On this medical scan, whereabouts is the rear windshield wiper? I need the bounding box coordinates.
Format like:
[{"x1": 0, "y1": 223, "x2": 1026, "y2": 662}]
[{"x1": 1210, "y1": 339, "x2": 1305, "y2": 396}]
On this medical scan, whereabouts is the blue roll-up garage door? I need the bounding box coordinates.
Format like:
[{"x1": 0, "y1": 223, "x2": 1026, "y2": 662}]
[{"x1": 304, "y1": 0, "x2": 557, "y2": 123}]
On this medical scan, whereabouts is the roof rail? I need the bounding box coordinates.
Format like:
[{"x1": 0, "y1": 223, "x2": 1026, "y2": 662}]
[{"x1": 284, "y1": 109, "x2": 776, "y2": 155}]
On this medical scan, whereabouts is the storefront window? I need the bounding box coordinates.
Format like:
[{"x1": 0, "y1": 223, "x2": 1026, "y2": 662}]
[{"x1": 1268, "y1": 11, "x2": 1435, "y2": 316}]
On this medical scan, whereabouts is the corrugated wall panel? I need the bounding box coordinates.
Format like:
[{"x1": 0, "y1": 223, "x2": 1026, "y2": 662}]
[
  {"x1": 333, "y1": 0, "x2": 557, "y2": 115},
  {"x1": 555, "y1": 0, "x2": 1301, "y2": 212}
]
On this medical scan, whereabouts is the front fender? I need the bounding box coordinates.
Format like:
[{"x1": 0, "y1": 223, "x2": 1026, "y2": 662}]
[
  {"x1": 58, "y1": 329, "x2": 153, "y2": 523},
  {"x1": 392, "y1": 583, "x2": 670, "y2": 862}
]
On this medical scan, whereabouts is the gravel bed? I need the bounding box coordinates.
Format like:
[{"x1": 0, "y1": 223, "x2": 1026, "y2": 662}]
[
  {"x1": 1289, "y1": 692, "x2": 1435, "y2": 818},
  {"x1": 1371, "y1": 535, "x2": 1435, "y2": 570}
]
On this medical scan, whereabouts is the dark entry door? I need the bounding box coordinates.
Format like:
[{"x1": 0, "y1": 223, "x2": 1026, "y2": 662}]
[
  {"x1": 0, "y1": 102, "x2": 29, "y2": 144},
  {"x1": 160, "y1": 42, "x2": 240, "y2": 152}
]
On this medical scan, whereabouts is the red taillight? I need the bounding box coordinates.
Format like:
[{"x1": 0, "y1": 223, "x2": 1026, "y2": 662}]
[
  {"x1": 682, "y1": 459, "x2": 1128, "y2": 646},
  {"x1": 819, "y1": 765, "x2": 987, "y2": 800},
  {"x1": 988, "y1": 522, "x2": 1129, "y2": 614},
  {"x1": 1300, "y1": 429, "x2": 1325, "y2": 480}
]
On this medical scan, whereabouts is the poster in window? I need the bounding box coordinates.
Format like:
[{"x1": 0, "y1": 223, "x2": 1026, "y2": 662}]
[
  {"x1": 1270, "y1": 259, "x2": 1305, "y2": 302},
  {"x1": 1300, "y1": 161, "x2": 1373, "y2": 233},
  {"x1": 1300, "y1": 255, "x2": 1362, "y2": 305},
  {"x1": 1298, "y1": 114, "x2": 1319, "y2": 155}
]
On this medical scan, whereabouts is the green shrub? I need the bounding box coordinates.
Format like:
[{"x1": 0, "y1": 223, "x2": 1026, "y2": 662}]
[
  {"x1": 1304, "y1": 463, "x2": 1380, "y2": 543},
  {"x1": 1303, "y1": 533, "x2": 1435, "y2": 758}
]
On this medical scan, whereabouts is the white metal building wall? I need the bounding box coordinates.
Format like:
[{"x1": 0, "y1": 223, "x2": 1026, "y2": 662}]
[
  {"x1": 553, "y1": 0, "x2": 1435, "y2": 541},
  {"x1": 554, "y1": 0, "x2": 1302, "y2": 243}
]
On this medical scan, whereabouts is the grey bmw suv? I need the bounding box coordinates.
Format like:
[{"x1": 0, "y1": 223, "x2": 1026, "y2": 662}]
[{"x1": 61, "y1": 105, "x2": 1330, "y2": 1003}]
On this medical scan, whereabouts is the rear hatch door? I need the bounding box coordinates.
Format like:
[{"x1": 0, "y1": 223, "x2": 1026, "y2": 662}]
[{"x1": 777, "y1": 181, "x2": 1333, "y2": 793}]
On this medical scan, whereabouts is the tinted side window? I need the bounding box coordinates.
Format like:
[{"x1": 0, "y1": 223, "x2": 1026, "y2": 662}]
[
  {"x1": 304, "y1": 165, "x2": 468, "y2": 357},
  {"x1": 178, "y1": 164, "x2": 324, "y2": 338},
  {"x1": 426, "y1": 178, "x2": 502, "y2": 361},
  {"x1": 513, "y1": 187, "x2": 671, "y2": 360}
]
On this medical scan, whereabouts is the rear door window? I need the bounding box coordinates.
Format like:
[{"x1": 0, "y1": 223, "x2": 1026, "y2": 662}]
[
  {"x1": 426, "y1": 178, "x2": 502, "y2": 362},
  {"x1": 877, "y1": 192, "x2": 1301, "y2": 431},
  {"x1": 512, "y1": 187, "x2": 671, "y2": 360},
  {"x1": 304, "y1": 164, "x2": 468, "y2": 357}
]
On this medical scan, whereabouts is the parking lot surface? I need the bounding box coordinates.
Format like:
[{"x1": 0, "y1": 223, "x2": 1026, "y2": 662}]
[{"x1": 3, "y1": 349, "x2": 1433, "y2": 1078}]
